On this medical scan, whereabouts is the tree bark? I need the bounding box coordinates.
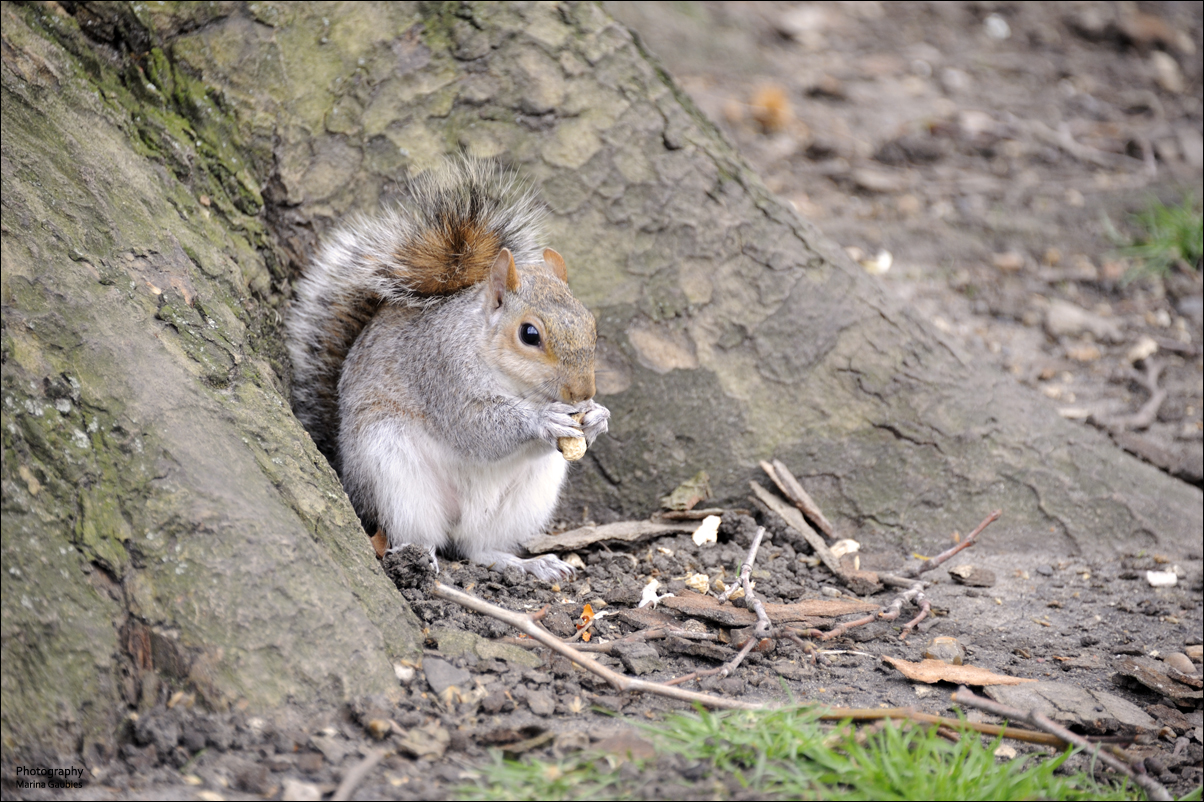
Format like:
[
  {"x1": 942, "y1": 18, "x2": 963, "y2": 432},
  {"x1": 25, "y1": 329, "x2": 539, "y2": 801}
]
[{"x1": 2, "y1": 0, "x2": 1198, "y2": 761}]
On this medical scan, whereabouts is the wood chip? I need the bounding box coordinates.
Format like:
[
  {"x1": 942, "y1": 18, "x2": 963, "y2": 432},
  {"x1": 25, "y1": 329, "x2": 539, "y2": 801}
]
[
  {"x1": 764, "y1": 459, "x2": 836, "y2": 539},
  {"x1": 661, "y1": 592, "x2": 876, "y2": 627},
  {"x1": 525, "y1": 521, "x2": 694, "y2": 554},
  {"x1": 750, "y1": 482, "x2": 882, "y2": 594},
  {"x1": 881, "y1": 656, "x2": 1037, "y2": 686}
]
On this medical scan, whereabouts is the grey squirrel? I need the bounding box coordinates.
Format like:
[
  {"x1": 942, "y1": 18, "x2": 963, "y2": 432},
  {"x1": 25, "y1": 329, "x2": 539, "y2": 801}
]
[{"x1": 287, "y1": 157, "x2": 609, "y2": 581}]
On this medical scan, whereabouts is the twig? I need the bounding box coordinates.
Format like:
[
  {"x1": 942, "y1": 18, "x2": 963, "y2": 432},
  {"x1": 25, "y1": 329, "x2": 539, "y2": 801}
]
[
  {"x1": 719, "y1": 526, "x2": 766, "y2": 603},
  {"x1": 332, "y1": 748, "x2": 385, "y2": 802},
  {"x1": 952, "y1": 687, "x2": 1172, "y2": 801},
  {"x1": 898, "y1": 588, "x2": 931, "y2": 640},
  {"x1": 675, "y1": 527, "x2": 771, "y2": 685},
  {"x1": 900, "y1": 509, "x2": 1001, "y2": 578},
  {"x1": 424, "y1": 586, "x2": 1113, "y2": 753},
  {"x1": 1113, "y1": 359, "x2": 1166, "y2": 431},
  {"x1": 430, "y1": 581, "x2": 762, "y2": 710},
  {"x1": 798, "y1": 613, "x2": 875, "y2": 642},
  {"x1": 803, "y1": 582, "x2": 927, "y2": 641},
  {"x1": 654, "y1": 507, "x2": 749, "y2": 521},
  {"x1": 815, "y1": 707, "x2": 1064, "y2": 746},
  {"x1": 570, "y1": 626, "x2": 719, "y2": 653},
  {"x1": 1018, "y1": 118, "x2": 1129, "y2": 169},
  {"x1": 750, "y1": 482, "x2": 849, "y2": 582},
  {"x1": 665, "y1": 637, "x2": 759, "y2": 687},
  {"x1": 761, "y1": 460, "x2": 836, "y2": 539}
]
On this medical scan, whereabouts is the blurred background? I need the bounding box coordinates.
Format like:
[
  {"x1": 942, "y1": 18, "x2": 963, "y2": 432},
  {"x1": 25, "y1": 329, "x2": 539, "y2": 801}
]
[{"x1": 607, "y1": 1, "x2": 1204, "y2": 486}]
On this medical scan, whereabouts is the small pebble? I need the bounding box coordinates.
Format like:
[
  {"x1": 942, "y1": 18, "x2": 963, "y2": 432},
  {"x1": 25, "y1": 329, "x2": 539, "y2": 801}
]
[
  {"x1": 1146, "y1": 570, "x2": 1177, "y2": 588},
  {"x1": 282, "y1": 778, "x2": 322, "y2": 802},
  {"x1": 924, "y1": 636, "x2": 966, "y2": 665},
  {"x1": 948, "y1": 564, "x2": 996, "y2": 588},
  {"x1": 983, "y1": 13, "x2": 1011, "y2": 40},
  {"x1": 1164, "y1": 652, "x2": 1197, "y2": 675}
]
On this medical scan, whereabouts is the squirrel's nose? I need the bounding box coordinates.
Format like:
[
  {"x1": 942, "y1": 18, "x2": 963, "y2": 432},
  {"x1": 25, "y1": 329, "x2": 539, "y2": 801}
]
[{"x1": 562, "y1": 374, "x2": 595, "y2": 403}]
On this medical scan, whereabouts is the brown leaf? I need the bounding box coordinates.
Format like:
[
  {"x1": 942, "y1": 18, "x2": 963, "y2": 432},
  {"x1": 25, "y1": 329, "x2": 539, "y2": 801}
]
[{"x1": 881, "y1": 656, "x2": 1037, "y2": 686}]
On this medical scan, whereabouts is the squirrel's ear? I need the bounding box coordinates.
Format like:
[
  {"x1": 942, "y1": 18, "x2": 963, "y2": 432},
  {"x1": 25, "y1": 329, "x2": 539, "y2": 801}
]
[
  {"x1": 487, "y1": 248, "x2": 519, "y2": 311},
  {"x1": 543, "y1": 248, "x2": 568, "y2": 283}
]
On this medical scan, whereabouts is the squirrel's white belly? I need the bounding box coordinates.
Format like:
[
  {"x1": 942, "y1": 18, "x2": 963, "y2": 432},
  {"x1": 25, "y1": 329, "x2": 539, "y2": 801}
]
[
  {"x1": 354, "y1": 418, "x2": 565, "y2": 559},
  {"x1": 446, "y1": 440, "x2": 567, "y2": 558}
]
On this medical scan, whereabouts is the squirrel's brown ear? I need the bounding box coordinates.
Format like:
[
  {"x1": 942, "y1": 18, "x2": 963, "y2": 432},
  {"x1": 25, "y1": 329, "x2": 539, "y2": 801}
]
[
  {"x1": 543, "y1": 248, "x2": 568, "y2": 283},
  {"x1": 487, "y1": 248, "x2": 519, "y2": 310}
]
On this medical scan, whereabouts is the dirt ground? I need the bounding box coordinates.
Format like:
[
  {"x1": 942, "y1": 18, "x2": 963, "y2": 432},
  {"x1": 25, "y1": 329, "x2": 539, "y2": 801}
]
[
  {"x1": 6, "y1": 3, "x2": 1202, "y2": 801},
  {"x1": 609, "y1": 0, "x2": 1204, "y2": 487},
  {"x1": 15, "y1": 510, "x2": 1202, "y2": 800}
]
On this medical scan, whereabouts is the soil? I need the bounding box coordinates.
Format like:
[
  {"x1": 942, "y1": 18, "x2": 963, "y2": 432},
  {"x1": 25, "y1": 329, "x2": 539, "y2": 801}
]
[
  {"x1": 6, "y1": 3, "x2": 1202, "y2": 801},
  {"x1": 11, "y1": 511, "x2": 1202, "y2": 800},
  {"x1": 608, "y1": 0, "x2": 1204, "y2": 487}
]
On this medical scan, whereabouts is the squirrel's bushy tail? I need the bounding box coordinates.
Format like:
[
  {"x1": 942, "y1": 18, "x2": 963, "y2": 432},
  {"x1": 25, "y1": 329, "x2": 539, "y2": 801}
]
[{"x1": 286, "y1": 156, "x2": 546, "y2": 467}]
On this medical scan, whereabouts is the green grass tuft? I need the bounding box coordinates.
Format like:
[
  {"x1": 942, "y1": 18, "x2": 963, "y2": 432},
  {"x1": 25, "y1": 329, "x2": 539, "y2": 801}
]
[
  {"x1": 1120, "y1": 195, "x2": 1203, "y2": 278},
  {"x1": 456, "y1": 706, "x2": 1158, "y2": 801}
]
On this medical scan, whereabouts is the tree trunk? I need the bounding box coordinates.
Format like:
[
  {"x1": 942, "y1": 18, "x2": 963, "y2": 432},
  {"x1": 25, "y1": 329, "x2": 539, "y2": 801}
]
[{"x1": 2, "y1": 0, "x2": 1198, "y2": 762}]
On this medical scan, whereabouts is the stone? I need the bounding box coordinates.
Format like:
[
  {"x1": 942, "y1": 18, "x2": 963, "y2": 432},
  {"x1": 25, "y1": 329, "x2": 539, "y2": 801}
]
[
  {"x1": 924, "y1": 636, "x2": 966, "y2": 665},
  {"x1": 948, "y1": 564, "x2": 996, "y2": 587},
  {"x1": 526, "y1": 688, "x2": 556, "y2": 716},
  {"x1": 1045, "y1": 300, "x2": 1124, "y2": 342},
  {"x1": 423, "y1": 657, "x2": 471, "y2": 697},
  {"x1": 611, "y1": 641, "x2": 665, "y2": 675},
  {"x1": 985, "y1": 682, "x2": 1156, "y2": 732},
  {"x1": 281, "y1": 778, "x2": 322, "y2": 802},
  {"x1": 308, "y1": 735, "x2": 349, "y2": 765}
]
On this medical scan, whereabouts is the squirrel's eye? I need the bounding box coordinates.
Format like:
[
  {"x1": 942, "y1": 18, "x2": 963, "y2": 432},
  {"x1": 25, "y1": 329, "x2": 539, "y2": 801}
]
[{"x1": 519, "y1": 323, "x2": 541, "y2": 347}]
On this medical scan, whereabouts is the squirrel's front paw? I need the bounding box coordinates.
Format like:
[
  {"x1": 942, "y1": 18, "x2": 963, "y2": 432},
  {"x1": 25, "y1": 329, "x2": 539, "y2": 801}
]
[
  {"x1": 578, "y1": 400, "x2": 610, "y2": 445},
  {"x1": 538, "y1": 402, "x2": 585, "y2": 445}
]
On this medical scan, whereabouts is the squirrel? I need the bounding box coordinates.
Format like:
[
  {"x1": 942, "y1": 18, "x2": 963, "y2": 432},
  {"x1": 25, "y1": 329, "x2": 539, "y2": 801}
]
[{"x1": 287, "y1": 157, "x2": 609, "y2": 581}]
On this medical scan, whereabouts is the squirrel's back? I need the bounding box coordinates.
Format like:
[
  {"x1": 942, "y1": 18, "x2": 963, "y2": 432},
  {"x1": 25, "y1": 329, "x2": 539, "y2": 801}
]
[{"x1": 287, "y1": 157, "x2": 547, "y2": 467}]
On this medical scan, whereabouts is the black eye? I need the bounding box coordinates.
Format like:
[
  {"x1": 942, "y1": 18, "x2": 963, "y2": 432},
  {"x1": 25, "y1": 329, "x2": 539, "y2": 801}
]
[{"x1": 519, "y1": 323, "x2": 541, "y2": 347}]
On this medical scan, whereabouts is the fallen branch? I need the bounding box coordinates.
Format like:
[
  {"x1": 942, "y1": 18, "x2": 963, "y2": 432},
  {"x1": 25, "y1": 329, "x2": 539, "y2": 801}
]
[
  {"x1": 1103, "y1": 359, "x2": 1167, "y2": 432},
  {"x1": 1017, "y1": 118, "x2": 1130, "y2": 169},
  {"x1": 798, "y1": 614, "x2": 876, "y2": 642},
  {"x1": 332, "y1": 748, "x2": 385, "y2": 802},
  {"x1": 898, "y1": 509, "x2": 1002, "y2": 579},
  {"x1": 664, "y1": 636, "x2": 759, "y2": 687},
  {"x1": 570, "y1": 626, "x2": 720, "y2": 654},
  {"x1": 803, "y1": 510, "x2": 1000, "y2": 642},
  {"x1": 761, "y1": 460, "x2": 836, "y2": 539},
  {"x1": 427, "y1": 582, "x2": 1106, "y2": 753},
  {"x1": 653, "y1": 507, "x2": 750, "y2": 521},
  {"x1": 898, "y1": 589, "x2": 932, "y2": 639},
  {"x1": 430, "y1": 581, "x2": 763, "y2": 710},
  {"x1": 739, "y1": 527, "x2": 773, "y2": 639},
  {"x1": 750, "y1": 482, "x2": 852, "y2": 584},
  {"x1": 952, "y1": 687, "x2": 1172, "y2": 801},
  {"x1": 671, "y1": 526, "x2": 770, "y2": 686}
]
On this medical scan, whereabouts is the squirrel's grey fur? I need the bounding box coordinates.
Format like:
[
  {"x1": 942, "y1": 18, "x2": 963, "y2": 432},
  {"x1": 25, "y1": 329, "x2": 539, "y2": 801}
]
[{"x1": 287, "y1": 158, "x2": 608, "y2": 580}]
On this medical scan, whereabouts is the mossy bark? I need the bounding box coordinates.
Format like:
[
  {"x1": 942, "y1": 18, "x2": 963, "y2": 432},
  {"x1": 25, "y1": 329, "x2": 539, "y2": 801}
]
[{"x1": 2, "y1": 0, "x2": 1199, "y2": 763}]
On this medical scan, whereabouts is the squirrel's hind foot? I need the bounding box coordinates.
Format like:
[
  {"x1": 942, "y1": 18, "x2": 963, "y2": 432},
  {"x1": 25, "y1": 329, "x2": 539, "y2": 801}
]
[
  {"x1": 381, "y1": 543, "x2": 439, "y2": 592},
  {"x1": 481, "y1": 551, "x2": 576, "y2": 583},
  {"x1": 384, "y1": 543, "x2": 439, "y2": 572}
]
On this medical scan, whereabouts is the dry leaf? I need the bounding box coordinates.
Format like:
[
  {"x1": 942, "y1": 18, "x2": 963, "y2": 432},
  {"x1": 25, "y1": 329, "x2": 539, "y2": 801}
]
[
  {"x1": 684, "y1": 572, "x2": 711, "y2": 594},
  {"x1": 691, "y1": 515, "x2": 720, "y2": 546},
  {"x1": 881, "y1": 656, "x2": 1037, "y2": 686}
]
